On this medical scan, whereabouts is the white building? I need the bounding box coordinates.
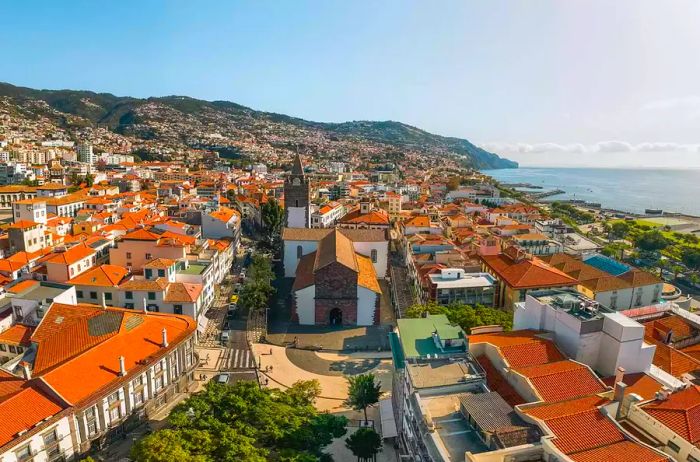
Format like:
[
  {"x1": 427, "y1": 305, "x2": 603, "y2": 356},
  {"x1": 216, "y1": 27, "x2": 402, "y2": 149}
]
[
  {"x1": 76, "y1": 142, "x2": 95, "y2": 165},
  {"x1": 513, "y1": 289, "x2": 657, "y2": 376},
  {"x1": 282, "y1": 227, "x2": 388, "y2": 278}
]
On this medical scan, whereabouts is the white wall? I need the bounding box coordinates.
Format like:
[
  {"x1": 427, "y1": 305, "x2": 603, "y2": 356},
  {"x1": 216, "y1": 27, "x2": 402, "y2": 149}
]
[
  {"x1": 283, "y1": 240, "x2": 319, "y2": 277},
  {"x1": 294, "y1": 286, "x2": 315, "y2": 325},
  {"x1": 0, "y1": 416, "x2": 73, "y2": 462},
  {"x1": 357, "y1": 287, "x2": 377, "y2": 326},
  {"x1": 287, "y1": 207, "x2": 308, "y2": 228},
  {"x1": 352, "y1": 241, "x2": 389, "y2": 278},
  {"x1": 627, "y1": 403, "x2": 700, "y2": 462}
]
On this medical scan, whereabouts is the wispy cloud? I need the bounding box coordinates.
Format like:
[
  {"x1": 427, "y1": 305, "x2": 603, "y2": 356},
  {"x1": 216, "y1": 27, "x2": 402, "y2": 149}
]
[{"x1": 481, "y1": 141, "x2": 700, "y2": 154}]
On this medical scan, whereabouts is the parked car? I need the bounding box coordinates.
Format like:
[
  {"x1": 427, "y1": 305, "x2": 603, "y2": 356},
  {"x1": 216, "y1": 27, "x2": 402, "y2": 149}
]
[
  {"x1": 216, "y1": 373, "x2": 230, "y2": 384},
  {"x1": 229, "y1": 294, "x2": 239, "y2": 304},
  {"x1": 221, "y1": 330, "x2": 230, "y2": 345}
]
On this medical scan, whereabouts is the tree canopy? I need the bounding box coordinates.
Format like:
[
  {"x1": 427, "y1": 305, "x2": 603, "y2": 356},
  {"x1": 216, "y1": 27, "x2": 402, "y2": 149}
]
[
  {"x1": 261, "y1": 198, "x2": 285, "y2": 251},
  {"x1": 345, "y1": 428, "x2": 382, "y2": 462},
  {"x1": 405, "y1": 301, "x2": 513, "y2": 332},
  {"x1": 131, "y1": 380, "x2": 347, "y2": 462},
  {"x1": 681, "y1": 247, "x2": 700, "y2": 272},
  {"x1": 634, "y1": 230, "x2": 669, "y2": 253},
  {"x1": 344, "y1": 374, "x2": 382, "y2": 424},
  {"x1": 239, "y1": 255, "x2": 275, "y2": 313}
]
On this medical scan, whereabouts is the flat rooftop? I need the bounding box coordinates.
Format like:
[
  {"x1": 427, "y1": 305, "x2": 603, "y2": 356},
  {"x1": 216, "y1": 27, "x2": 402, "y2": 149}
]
[
  {"x1": 528, "y1": 288, "x2": 612, "y2": 321},
  {"x1": 179, "y1": 263, "x2": 208, "y2": 275},
  {"x1": 420, "y1": 393, "x2": 489, "y2": 461},
  {"x1": 397, "y1": 314, "x2": 466, "y2": 358},
  {"x1": 407, "y1": 358, "x2": 484, "y2": 389},
  {"x1": 428, "y1": 272, "x2": 495, "y2": 289},
  {"x1": 8, "y1": 281, "x2": 72, "y2": 302}
]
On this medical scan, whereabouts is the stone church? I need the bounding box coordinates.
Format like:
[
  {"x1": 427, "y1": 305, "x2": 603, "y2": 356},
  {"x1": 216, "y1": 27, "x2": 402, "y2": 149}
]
[{"x1": 291, "y1": 229, "x2": 381, "y2": 326}]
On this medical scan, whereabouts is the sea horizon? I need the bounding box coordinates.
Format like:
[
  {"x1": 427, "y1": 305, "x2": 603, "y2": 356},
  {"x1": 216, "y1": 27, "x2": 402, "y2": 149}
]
[{"x1": 481, "y1": 166, "x2": 700, "y2": 216}]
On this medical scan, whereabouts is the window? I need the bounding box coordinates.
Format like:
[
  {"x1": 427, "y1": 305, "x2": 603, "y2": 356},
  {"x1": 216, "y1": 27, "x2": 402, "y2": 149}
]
[
  {"x1": 0, "y1": 344, "x2": 5, "y2": 352},
  {"x1": 9, "y1": 346, "x2": 16, "y2": 354},
  {"x1": 105, "y1": 292, "x2": 112, "y2": 300},
  {"x1": 158, "y1": 269, "x2": 165, "y2": 277},
  {"x1": 667, "y1": 441, "x2": 681, "y2": 453},
  {"x1": 14, "y1": 444, "x2": 31, "y2": 462},
  {"x1": 174, "y1": 304, "x2": 183, "y2": 315},
  {"x1": 109, "y1": 406, "x2": 121, "y2": 421},
  {"x1": 148, "y1": 292, "x2": 156, "y2": 300},
  {"x1": 126, "y1": 252, "x2": 132, "y2": 259},
  {"x1": 370, "y1": 249, "x2": 378, "y2": 263},
  {"x1": 90, "y1": 291, "x2": 97, "y2": 299},
  {"x1": 297, "y1": 245, "x2": 303, "y2": 259},
  {"x1": 133, "y1": 390, "x2": 144, "y2": 407},
  {"x1": 295, "y1": 199, "x2": 299, "y2": 207},
  {"x1": 107, "y1": 391, "x2": 120, "y2": 404},
  {"x1": 688, "y1": 456, "x2": 699, "y2": 462},
  {"x1": 125, "y1": 291, "x2": 133, "y2": 299},
  {"x1": 70, "y1": 267, "x2": 74, "y2": 276},
  {"x1": 124, "y1": 303, "x2": 134, "y2": 309},
  {"x1": 145, "y1": 269, "x2": 152, "y2": 279},
  {"x1": 42, "y1": 429, "x2": 58, "y2": 446},
  {"x1": 76, "y1": 290, "x2": 84, "y2": 298},
  {"x1": 145, "y1": 253, "x2": 152, "y2": 260}
]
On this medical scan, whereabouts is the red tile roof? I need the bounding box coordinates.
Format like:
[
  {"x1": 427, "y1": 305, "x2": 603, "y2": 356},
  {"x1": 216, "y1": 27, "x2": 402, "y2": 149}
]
[
  {"x1": 67, "y1": 264, "x2": 129, "y2": 287},
  {"x1": 480, "y1": 254, "x2": 577, "y2": 289},
  {"x1": 515, "y1": 360, "x2": 607, "y2": 402},
  {"x1": 0, "y1": 386, "x2": 65, "y2": 448},
  {"x1": 642, "y1": 385, "x2": 700, "y2": 447},
  {"x1": 522, "y1": 395, "x2": 668, "y2": 461},
  {"x1": 601, "y1": 373, "x2": 663, "y2": 401},
  {"x1": 0, "y1": 325, "x2": 34, "y2": 346},
  {"x1": 36, "y1": 303, "x2": 196, "y2": 405},
  {"x1": 46, "y1": 242, "x2": 96, "y2": 265},
  {"x1": 471, "y1": 330, "x2": 565, "y2": 368}
]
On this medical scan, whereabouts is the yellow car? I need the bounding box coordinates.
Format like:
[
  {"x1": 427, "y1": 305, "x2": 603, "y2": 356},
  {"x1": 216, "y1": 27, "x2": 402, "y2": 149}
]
[{"x1": 229, "y1": 294, "x2": 239, "y2": 304}]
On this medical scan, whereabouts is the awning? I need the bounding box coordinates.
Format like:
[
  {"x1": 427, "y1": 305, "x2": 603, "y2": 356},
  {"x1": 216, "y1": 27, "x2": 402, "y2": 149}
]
[
  {"x1": 197, "y1": 316, "x2": 208, "y2": 334},
  {"x1": 379, "y1": 398, "x2": 398, "y2": 439}
]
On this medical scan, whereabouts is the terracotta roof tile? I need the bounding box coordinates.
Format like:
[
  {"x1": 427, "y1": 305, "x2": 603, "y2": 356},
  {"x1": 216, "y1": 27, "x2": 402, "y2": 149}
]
[
  {"x1": 356, "y1": 254, "x2": 381, "y2": 293},
  {"x1": 515, "y1": 360, "x2": 606, "y2": 402},
  {"x1": 68, "y1": 264, "x2": 129, "y2": 287},
  {"x1": 46, "y1": 242, "x2": 96, "y2": 265},
  {"x1": 601, "y1": 373, "x2": 663, "y2": 400},
  {"x1": 164, "y1": 282, "x2": 202, "y2": 303},
  {"x1": 0, "y1": 386, "x2": 65, "y2": 448},
  {"x1": 0, "y1": 325, "x2": 34, "y2": 347},
  {"x1": 481, "y1": 254, "x2": 577, "y2": 289},
  {"x1": 642, "y1": 385, "x2": 700, "y2": 446}
]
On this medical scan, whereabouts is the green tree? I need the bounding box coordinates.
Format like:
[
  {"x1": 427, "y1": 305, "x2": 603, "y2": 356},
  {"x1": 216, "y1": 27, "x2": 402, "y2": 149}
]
[
  {"x1": 681, "y1": 248, "x2": 700, "y2": 272},
  {"x1": 344, "y1": 374, "x2": 382, "y2": 424},
  {"x1": 634, "y1": 230, "x2": 669, "y2": 254},
  {"x1": 345, "y1": 428, "x2": 382, "y2": 462},
  {"x1": 406, "y1": 301, "x2": 513, "y2": 331},
  {"x1": 131, "y1": 381, "x2": 346, "y2": 462},
  {"x1": 261, "y1": 198, "x2": 285, "y2": 250},
  {"x1": 609, "y1": 221, "x2": 630, "y2": 240},
  {"x1": 84, "y1": 174, "x2": 94, "y2": 187}
]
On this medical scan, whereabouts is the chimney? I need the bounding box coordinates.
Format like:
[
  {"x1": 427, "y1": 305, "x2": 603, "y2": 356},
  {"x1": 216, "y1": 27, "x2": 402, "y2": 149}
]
[
  {"x1": 101, "y1": 292, "x2": 107, "y2": 309},
  {"x1": 162, "y1": 328, "x2": 169, "y2": 348},
  {"x1": 143, "y1": 297, "x2": 148, "y2": 313},
  {"x1": 118, "y1": 356, "x2": 127, "y2": 376},
  {"x1": 20, "y1": 362, "x2": 31, "y2": 380}
]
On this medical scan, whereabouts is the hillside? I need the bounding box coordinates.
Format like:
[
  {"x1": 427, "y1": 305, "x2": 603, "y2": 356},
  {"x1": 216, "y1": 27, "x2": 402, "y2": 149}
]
[{"x1": 0, "y1": 82, "x2": 517, "y2": 169}]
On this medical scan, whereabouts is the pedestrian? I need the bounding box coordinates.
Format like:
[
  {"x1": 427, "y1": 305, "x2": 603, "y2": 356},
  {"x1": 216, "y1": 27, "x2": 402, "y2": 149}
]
[{"x1": 269, "y1": 348, "x2": 272, "y2": 355}]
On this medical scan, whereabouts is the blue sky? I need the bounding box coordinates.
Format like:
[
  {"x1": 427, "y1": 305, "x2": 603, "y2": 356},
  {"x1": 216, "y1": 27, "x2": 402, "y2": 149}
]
[{"x1": 3, "y1": 1, "x2": 700, "y2": 167}]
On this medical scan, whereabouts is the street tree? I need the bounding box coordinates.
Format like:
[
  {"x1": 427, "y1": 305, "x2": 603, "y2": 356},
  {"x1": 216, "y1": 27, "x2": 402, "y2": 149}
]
[
  {"x1": 261, "y1": 198, "x2": 285, "y2": 250},
  {"x1": 131, "y1": 380, "x2": 346, "y2": 462},
  {"x1": 345, "y1": 428, "x2": 382, "y2": 462},
  {"x1": 344, "y1": 374, "x2": 382, "y2": 424}
]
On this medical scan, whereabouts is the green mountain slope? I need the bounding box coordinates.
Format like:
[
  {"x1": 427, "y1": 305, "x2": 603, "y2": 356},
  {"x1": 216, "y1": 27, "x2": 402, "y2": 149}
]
[{"x1": 0, "y1": 82, "x2": 517, "y2": 169}]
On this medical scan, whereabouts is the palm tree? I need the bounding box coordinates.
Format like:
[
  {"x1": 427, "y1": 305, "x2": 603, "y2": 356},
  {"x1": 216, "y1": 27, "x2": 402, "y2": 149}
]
[
  {"x1": 344, "y1": 374, "x2": 382, "y2": 425},
  {"x1": 345, "y1": 428, "x2": 382, "y2": 462}
]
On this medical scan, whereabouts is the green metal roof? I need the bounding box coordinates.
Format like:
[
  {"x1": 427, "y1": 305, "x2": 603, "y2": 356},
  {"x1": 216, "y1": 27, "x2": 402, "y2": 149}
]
[{"x1": 396, "y1": 314, "x2": 465, "y2": 359}]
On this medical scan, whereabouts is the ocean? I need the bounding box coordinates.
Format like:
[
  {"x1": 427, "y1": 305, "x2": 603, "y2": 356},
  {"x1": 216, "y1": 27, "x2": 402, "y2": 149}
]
[{"x1": 481, "y1": 167, "x2": 700, "y2": 216}]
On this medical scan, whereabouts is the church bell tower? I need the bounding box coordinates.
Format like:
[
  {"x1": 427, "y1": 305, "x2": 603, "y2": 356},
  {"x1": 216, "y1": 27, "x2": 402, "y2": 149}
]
[{"x1": 284, "y1": 153, "x2": 311, "y2": 228}]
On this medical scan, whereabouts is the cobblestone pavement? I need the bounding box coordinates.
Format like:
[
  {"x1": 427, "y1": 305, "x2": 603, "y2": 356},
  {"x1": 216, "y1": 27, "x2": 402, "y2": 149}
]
[{"x1": 390, "y1": 263, "x2": 414, "y2": 318}]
